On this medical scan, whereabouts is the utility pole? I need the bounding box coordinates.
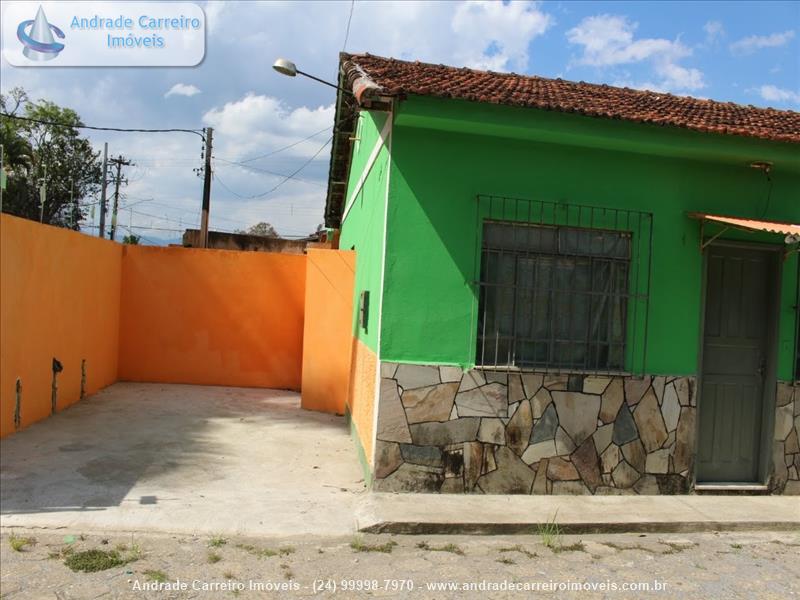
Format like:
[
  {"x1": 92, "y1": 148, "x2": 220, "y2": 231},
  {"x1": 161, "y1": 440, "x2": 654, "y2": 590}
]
[
  {"x1": 99, "y1": 142, "x2": 108, "y2": 237},
  {"x1": 38, "y1": 164, "x2": 47, "y2": 223},
  {"x1": 108, "y1": 155, "x2": 132, "y2": 241},
  {"x1": 199, "y1": 127, "x2": 213, "y2": 248}
]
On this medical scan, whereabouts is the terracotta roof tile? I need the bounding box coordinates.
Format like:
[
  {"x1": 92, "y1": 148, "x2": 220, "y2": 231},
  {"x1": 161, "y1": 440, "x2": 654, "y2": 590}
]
[{"x1": 342, "y1": 53, "x2": 800, "y2": 144}]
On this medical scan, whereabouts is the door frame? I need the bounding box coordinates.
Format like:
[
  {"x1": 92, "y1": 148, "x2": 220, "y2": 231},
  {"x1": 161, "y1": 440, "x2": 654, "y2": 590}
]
[{"x1": 694, "y1": 239, "x2": 783, "y2": 487}]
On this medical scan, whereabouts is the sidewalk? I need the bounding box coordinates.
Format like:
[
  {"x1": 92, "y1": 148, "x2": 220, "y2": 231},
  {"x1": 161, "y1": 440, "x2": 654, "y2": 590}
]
[{"x1": 355, "y1": 493, "x2": 800, "y2": 534}]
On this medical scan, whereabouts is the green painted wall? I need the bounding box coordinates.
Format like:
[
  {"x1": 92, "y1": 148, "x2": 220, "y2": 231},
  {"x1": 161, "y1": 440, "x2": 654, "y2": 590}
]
[
  {"x1": 381, "y1": 96, "x2": 799, "y2": 379},
  {"x1": 339, "y1": 110, "x2": 390, "y2": 352}
]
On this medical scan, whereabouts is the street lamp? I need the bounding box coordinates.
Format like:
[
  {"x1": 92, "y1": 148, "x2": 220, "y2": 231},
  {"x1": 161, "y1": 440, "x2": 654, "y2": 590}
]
[{"x1": 272, "y1": 58, "x2": 351, "y2": 94}]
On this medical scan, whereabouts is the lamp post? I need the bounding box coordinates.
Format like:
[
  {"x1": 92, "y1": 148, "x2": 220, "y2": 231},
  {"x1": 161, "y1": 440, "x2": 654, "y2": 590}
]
[{"x1": 272, "y1": 58, "x2": 351, "y2": 94}]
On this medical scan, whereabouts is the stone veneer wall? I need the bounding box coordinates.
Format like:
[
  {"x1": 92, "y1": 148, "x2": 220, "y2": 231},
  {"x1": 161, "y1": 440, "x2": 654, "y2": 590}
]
[
  {"x1": 374, "y1": 363, "x2": 697, "y2": 494},
  {"x1": 772, "y1": 382, "x2": 799, "y2": 495}
]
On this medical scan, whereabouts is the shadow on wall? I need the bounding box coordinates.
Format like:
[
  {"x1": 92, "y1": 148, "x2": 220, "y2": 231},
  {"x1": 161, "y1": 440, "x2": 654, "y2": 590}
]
[{"x1": 0, "y1": 383, "x2": 347, "y2": 515}]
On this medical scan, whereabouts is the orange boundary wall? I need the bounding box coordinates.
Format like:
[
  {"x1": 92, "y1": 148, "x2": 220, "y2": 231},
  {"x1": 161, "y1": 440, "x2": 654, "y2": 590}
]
[
  {"x1": 0, "y1": 215, "x2": 122, "y2": 437},
  {"x1": 300, "y1": 249, "x2": 356, "y2": 414},
  {"x1": 1, "y1": 216, "x2": 310, "y2": 437},
  {"x1": 118, "y1": 245, "x2": 306, "y2": 389}
]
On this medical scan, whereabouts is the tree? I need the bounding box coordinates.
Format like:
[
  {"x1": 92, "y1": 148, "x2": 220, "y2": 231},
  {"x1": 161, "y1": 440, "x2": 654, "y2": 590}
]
[
  {"x1": 0, "y1": 88, "x2": 102, "y2": 229},
  {"x1": 236, "y1": 221, "x2": 279, "y2": 238},
  {"x1": 122, "y1": 234, "x2": 140, "y2": 245}
]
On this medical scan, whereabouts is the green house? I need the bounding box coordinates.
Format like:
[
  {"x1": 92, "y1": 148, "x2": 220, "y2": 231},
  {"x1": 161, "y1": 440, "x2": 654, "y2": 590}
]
[{"x1": 326, "y1": 53, "x2": 800, "y2": 495}]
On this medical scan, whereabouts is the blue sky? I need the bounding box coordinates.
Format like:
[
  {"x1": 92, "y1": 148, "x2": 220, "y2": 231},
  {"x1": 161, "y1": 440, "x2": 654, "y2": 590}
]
[{"x1": 1, "y1": 1, "x2": 798, "y2": 242}]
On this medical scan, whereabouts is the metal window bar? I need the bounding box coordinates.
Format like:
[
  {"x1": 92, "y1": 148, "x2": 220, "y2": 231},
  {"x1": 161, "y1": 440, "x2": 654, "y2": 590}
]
[{"x1": 474, "y1": 194, "x2": 654, "y2": 376}]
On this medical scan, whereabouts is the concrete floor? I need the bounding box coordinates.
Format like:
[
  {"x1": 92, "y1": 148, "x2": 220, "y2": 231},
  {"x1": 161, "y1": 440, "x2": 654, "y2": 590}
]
[{"x1": 0, "y1": 383, "x2": 365, "y2": 536}]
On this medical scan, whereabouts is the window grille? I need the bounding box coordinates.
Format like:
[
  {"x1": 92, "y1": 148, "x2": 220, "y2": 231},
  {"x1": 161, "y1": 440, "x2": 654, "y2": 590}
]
[{"x1": 474, "y1": 195, "x2": 653, "y2": 375}]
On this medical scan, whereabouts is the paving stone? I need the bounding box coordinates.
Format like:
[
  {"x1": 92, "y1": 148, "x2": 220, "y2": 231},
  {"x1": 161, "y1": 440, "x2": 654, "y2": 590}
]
[
  {"x1": 400, "y1": 444, "x2": 444, "y2": 468},
  {"x1": 785, "y1": 428, "x2": 799, "y2": 454},
  {"x1": 544, "y1": 374, "x2": 568, "y2": 390},
  {"x1": 475, "y1": 447, "x2": 535, "y2": 494},
  {"x1": 530, "y1": 402, "x2": 558, "y2": 444},
  {"x1": 531, "y1": 388, "x2": 553, "y2": 419},
  {"x1": 600, "y1": 443, "x2": 621, "y2": 474},
  {"x1": 555, "y1": 426, "x2": 576, "y2": 455},
  {"x1": 600, "y1": 378, "x2": 624, "y2": 423},
  {"x1": 442, "y1": 447, "x2": 464, "y2": 477},
  {"x1": 633, "y1": 474, "x2": 660, "y2": 495},
  {"x1": 455, "y1": 383, "x2": 508, "y2": 417},
  {"x1": 508, "y1": 374, "x2": 525, "y2": 402},
  {"x1": 633, "y1": 389, "x2": 668, "y2": 452},
  {"x1": 612, "y1": 403, "x2": 638, "y2": 446},
  {"x1": 776, "y1": 383, "x2": 794, "y2": 407},
  {"x1": 521, "y1": 373, "x2": 544, "y2": 398},
  {"x1": 595, "y1": 485, "x2": 635, "y2": 495},
  {"x1": 463, "y1": 441, "x2": 483, "y2": 491},
  {"x1": 664, "y1": 429, "x2": 676, "y2": 450},
  {"x1": 772, "y1": 441, "x2": 788, "y2": 487},
  {"x1": 401, "y1": 382, "x2": 459, "y2": 424},
  {"x1": 655, "y1": 473, "x2": 689, "y2": 494},
  {"x1": 449, "y1": 405, "x2": 459, "y2": 420},
  {"x1": 395, "y1": 364, "x2": 441, "y2": 390},
  {"x1": 673, "y1": 407, "x2": 695, "y2": 473},
  {"x1": 374, "y1": 441, "x2": 403, "y2": 479},
  {"x1": 661, "y1": 383, "x2": 681, "y2": 433},
  {"x1": 593, "y1": 423, "x2": 614, "y2": 454},
  {"x1": 621, "y1": 439, "x2": 646, "y2": 473},
  {"x1": 571, "y1": 437, "x2": 603, "y2": 493},
  {"x1": 551, "y1": 480, "x2": 591, "y2": 494},
  {"x1": 552, "y1": 391, "x2": 600, "y2": 447},
  {"x1": 532, "y1": 459, "x2": 549, "y2": 494},
  {"x1": 409, "y1": 418, "x2": 481, "y2": 446},
  {"x1": 612, "y1": 460, "x2": 640, "y2": 488},
  {"x1": 377, "y1": 378, "x2": 412, "y2": 443},
  {"x1": 458, "y1": 370, "x2": 486, "y2": 392},
  {"x1": 785, "y1": 480, "x2": 800, "y2": 495},
  {"x1": 775, "y1": 403, "x2": 794, "y2": 440},
  {"x1": 652, "y1": 376, "x2": 666, "y2": 404},
  {"x1": 546, "y1": 457, "x2": 580, "y2": 481},
  {"x1": 521, "y1": 440, "x2": 559, "y2": 465},
  {"x1": 439, "y1": 477, "x2": 464, "y2": 493},
  {"x1": 478, "y1": 418, "x2": 506, "y2": 445},
  {"x1": 584, "y1": 377, "x2": 611, "y2": 394},
  {"x1": 439, "y1": 366, "x2": 464, "y2": 383},
  {"x1": 645, "y1": 448, "x2": 670, "y2": 474},
  {"x1": 505, "y1": 399, "x2": 532, "y2": 456},
  {"x1": 373, "y1": 463, "x2": 443, "y2": 492},
  {"x1": 675, "y1": 377, "x2": 692, "y2": 406},
  {"x1": 484, "y1": 371, "x2": 508, "y2": 385},
  {"x1": 625, "y1": 376, "x2": 652, "y2": 407},
  {"x1": 380, "y1": 362, "x2": 398, "y2": 379}
]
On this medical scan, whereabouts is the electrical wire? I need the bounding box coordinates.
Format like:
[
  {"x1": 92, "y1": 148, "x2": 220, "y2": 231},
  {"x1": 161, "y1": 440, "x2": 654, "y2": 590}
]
[
  {"x1": 0, "y1": 113, "x2": 205, "y2": 138},
  {"x1": 228, "y1": 126, "x2": 332, "y2": 164},
  {"x1": 214, "y1": 158, "x2": 325, "y2": 188},
  {"x1": 342, "y1": 0, "x2": 355, "y2": 51}
]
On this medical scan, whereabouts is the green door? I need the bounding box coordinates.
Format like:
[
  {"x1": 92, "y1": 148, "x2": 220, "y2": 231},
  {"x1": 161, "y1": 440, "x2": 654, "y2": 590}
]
[{"x1": 697, "y1": 245, "x2": 776, "y2": 483}]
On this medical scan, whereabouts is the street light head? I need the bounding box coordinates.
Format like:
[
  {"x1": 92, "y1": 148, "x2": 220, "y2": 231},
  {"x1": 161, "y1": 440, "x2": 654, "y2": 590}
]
[{"x1": 272, "y1": 58, "x2": 297, "y2": 77}]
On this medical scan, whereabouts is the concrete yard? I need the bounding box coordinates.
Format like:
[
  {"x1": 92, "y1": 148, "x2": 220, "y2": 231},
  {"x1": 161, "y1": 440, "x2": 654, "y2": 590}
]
[{"x1": 0, "y1": 383, "x2": 366, "y2": 537}]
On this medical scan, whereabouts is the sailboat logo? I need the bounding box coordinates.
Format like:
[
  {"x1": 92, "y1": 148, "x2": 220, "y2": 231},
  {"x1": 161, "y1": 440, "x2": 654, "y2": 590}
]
[{"x1": 17, "y1": 5, "x2": 65, "y2": 61}]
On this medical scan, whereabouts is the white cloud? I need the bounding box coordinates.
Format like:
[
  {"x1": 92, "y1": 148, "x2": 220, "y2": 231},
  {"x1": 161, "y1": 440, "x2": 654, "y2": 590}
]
[
  {"x1": 753, "y1": 84, "x2": 800, "y2": 104},
  {"x1": 164, "y1": 83, "x2": 201, "y2": 98},
  {"x1": 730, "y1": 30, "x2": 795, "y2": 55},
  {"x1": 703, "y1": 20, "x2": 724, "y2": 44},
  {"x1": 566, "y1": 14, "x2": 704, "y2": 92}
]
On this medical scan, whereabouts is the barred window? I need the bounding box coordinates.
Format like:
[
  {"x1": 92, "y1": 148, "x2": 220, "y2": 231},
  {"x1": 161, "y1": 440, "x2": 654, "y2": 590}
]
[{"x1": 477, "y1": 221, "x2": 631, "y2": 372}]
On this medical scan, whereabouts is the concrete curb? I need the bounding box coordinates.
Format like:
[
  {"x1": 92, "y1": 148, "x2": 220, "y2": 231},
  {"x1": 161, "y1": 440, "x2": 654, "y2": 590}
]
[{"x1": 355, "y1": 493, "x2": 800, "y2": 535}]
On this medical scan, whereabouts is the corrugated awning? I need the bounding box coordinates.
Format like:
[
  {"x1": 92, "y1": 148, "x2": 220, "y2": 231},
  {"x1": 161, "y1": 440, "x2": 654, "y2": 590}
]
[{"x1": 688, "y1": 212, "x2": 800, "y2": 236}]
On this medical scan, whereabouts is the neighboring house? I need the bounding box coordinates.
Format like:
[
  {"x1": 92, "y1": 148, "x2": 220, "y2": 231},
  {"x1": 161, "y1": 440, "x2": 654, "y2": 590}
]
[
  {"x1": 181, "y1": 229, "x2": 320, "y2": 254},
  {"x1": 326, "y1": 53, "x2": 800, "y2": 495}
]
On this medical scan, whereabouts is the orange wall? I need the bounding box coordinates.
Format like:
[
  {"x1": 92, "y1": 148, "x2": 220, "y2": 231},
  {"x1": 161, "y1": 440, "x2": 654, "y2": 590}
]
[
  {"x1": 348, "y1": 338, "x2": 378, "y2": 464},
  {"x1": 118, "y1": 245, "x2": 306, "y2": 390},
  {"x1": 301, "y1": 249, "x2": 356, "y2": 414},
  {"x1": 0, "y1": 214, "x2": 122, "y2": 437}
]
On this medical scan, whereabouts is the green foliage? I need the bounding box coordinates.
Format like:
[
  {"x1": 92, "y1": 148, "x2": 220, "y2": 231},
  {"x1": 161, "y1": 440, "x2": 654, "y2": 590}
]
[
  {"x1": 236, "y1": 221, "x2": 278, "y2": 238},
  {"x1": 64, "y1": 549, "x2": 126, "y2": 572},
  {"x1": 349, "y1": 536, "x2": 397, "y2": 553},
  {"x1": 122, "y1": 234, "x2": 141, "y2": 244},
  {"x1": 0, "y1": 87, "x2": 102, "y2": 229},
  {"x1": 8, "y1": 533, "x2": 36, "y2": 552}
]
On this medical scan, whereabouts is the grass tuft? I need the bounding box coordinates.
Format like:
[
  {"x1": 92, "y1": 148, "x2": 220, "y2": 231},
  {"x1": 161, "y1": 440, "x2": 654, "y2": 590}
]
[
  {"x1": 208, "y1": 536, "x2": 228, "y2": 548},
  {"x1": 144, "y1": 569, "x2": 167, "y2": 583},
  {"x1": 416, "y1": 541, "x2": 465, "y2": 555},
  {"x1": 8, "y1": 533, "x2": 36, "y2": 552},
  {"x1": 499, "y1": 544, "x2": 536, "y2": 558},
  {"x1": 496, "y1": 557, "x2": 516, "y2": 565},
  {"x1": 537, "y1": 512, "x2": 562, "y2": 550},
  {"x1": 64, "y1": 549, "x2": 127, "y2": 573},
  {"x1": 350, "y1": 536, "x2": 397, "y2": 554},
  {"x1": 207, "y1": 551, "x2": 222, "y2": 564}
]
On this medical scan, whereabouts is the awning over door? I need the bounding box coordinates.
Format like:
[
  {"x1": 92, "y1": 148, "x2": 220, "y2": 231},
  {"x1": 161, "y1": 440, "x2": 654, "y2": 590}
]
[{"x1": 688, "y1": 212, "x2": 800, "y2": 254}]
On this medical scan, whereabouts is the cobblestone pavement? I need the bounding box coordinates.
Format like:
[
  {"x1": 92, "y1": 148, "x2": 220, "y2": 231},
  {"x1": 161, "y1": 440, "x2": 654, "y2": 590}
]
[{"x1": 1, "y1": 529, "x2": 798, "y2": 599}]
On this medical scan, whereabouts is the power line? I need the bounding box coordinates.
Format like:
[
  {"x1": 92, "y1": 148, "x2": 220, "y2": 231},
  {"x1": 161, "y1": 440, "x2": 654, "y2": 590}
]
[
  {"x1": 230, "y1": 126, "x2": 331, "y2": 164},
  {"x1": 213, "y1": 136, "x2": 332, "y2": 201},
  {"x1": 214, "y1": 158, "x2": 326, "y2": 187},
  {"x1": 343, "y1": 0, "x2": 355, "y2": 51},
  {"x1": 0, "y1": 113, "x2": 205, "y2": 138}
]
